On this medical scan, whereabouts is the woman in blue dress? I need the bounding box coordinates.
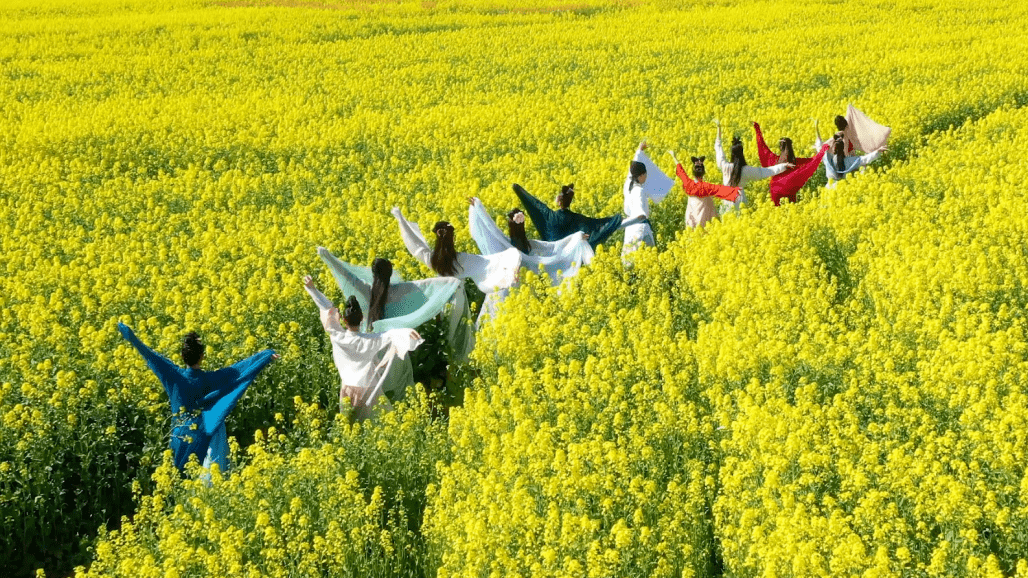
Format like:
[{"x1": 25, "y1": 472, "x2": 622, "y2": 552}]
[{"x1": 118, "y1": 323, "x2": 278, "y2": 473}]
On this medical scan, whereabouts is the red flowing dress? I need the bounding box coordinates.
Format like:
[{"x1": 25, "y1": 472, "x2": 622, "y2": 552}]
[{"x1": 753, "y1": 122, "x2": 830, "y2": 205}]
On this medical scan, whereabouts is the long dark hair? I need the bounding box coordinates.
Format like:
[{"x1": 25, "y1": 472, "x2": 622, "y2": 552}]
[
  {"x1": 832, "y1": 138, "x2": 847, "y2": 173},
  {"x1": 343, "y1": 296, "x2": 363, "y2": 328},
  {"x1": 728, "y1": 137, "x2": 746, "y2": 187},
  {"x1": 367, "y1": 257, "x2": 392, "y2": 330},
  {"x1": 557, "y1": 184, "x2": 575, "y2": 209},
  {"x1": 181, "y1": 332, "x2": 204, "y2": 367},
  {"x1": 834, "y1": 115, "x2": 848, "y2": 132},
  {"x1": 507, "y1": 209, "x2": 531, "y2": 255},
  {"x1": 690, "y1": 156, "x2": 706, "y2": 180},
  {"x1": 430, "y1": 221, "x2": 461, "y2": 277},
  {"x1": 777, "y1": 137, "x2": 796, "y2": 164},
  {"x1": 629, "y1": 161, "x2": 647, "y2": 187}
]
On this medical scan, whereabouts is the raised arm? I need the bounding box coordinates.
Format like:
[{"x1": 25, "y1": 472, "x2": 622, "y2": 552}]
[
  {"x1": 512, "y1": 183, "x2": 555, "y2": 240},
  {"x1": 814, "y1": 119, "x2": 824, "y2": 150},
  {"x1": 317, "y1": 247, "x2": 372, "y2": 304},
  {"x1": 714, "y1": 121, "x2": 730, "y2": 174},
  {"x1": 202, "y1": 349, "x2": 277, "y2": 435},
  {"x1": 391, "y1": 207, "x2": 433, "y2": 269},
  {"x1": 303, "y1": 276, "x2": 334, "y2": 312},
  {"x1": 118, "y1": 323, "x2": 178, "y2": 391},
  {"x1": 753, "y1": 122, "x2": 777, "y2": 167},
  {"x1": 468, "y1": 197, "x2": 514, "y2": 256}
]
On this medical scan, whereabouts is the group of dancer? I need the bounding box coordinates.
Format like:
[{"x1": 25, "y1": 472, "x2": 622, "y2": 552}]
[{"x1": 118, "y1": 107, "x2": 891, "y2": 474}]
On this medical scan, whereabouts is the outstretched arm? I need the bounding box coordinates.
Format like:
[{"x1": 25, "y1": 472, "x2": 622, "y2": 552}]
[
  {"x1": 714, "y1": 122, "x2": 730, "y2": 174},
  {"x1": 303, "y1": 276, "x2": 334, "y2": 312},
  {"x1": 468, "y1": 197, "x2": 514, "y2": 256},
  {"x1": 512, "y1": 183, "x2": 556, "y2": 240},
  {"x1": 814, "y1": 119, "x2": 824, "y2": 150},
  {"x1": 118, "y1": 323, "x2": 178, "y2": 392},
  {"x1": 391, "y1": 207, "x2": 434, "y2": 269},
  {"x1": 316, "y1": 247, "x2": 372, "y2": 304},
  {"x1": 202, "y1": 349, "x2": 277, "y2": 436}
]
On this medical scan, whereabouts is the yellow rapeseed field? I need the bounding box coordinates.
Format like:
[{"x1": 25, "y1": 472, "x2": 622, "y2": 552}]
[{"x1": 2, "y1": 0, "x2": 1028, "y2": 576}]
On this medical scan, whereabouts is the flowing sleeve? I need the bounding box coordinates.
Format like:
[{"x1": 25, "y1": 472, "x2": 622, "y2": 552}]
[
  {"x1": 457, "y1": 248, "x2": 522, "y2": 293},
  {"x1": 392, "y1": 208, "x2": 434, "y2": 269},
  {"x1": 512, "y1": 183, "x2": 557, "y2": 241},
  {"x1": 846, "y1": 104, "x2": 891, "y2": 154},
  {"x1": 468, "y1": 198, "x2": 515, "y2": 256},
  {"x1": 317, "y1": 247, "x2": 373, "y2": 315},
  {"x1": 634, "y1": 148, "x2": 674, "y2": 204},
  {"x1": 677, "y1": 167, "x2": 740, "y2": 201},
  {"x1": 372, "y1": 277, "x2": 464, "y2": 332},
  {"x1": 574, "y1": 213, "x2": 623, "y2": 249},
  {"x1": 118, "y1": 323, "x2": 178, "y2": 397},
  {"x1": 201, "y1": 350, "x2": 275, "y2": 436},
  {"x1": 753, "y1": 123, "x2": 777, "y2": 167}
]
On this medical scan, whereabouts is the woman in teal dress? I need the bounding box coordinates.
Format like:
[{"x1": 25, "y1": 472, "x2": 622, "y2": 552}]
[{"x1": 118, "y1": 323, "x2": 278, "y2": 473}]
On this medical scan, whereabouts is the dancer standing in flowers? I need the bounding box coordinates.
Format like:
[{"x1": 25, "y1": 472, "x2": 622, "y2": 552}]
[
  {"x1": 303, "y1": 276, "x2": 423, "y2": 419},
  {"x1": 468, "y1": 197, "x2": 594, "y2": 318},
  {"x1": 815, "y1": 119, "x2": 887, "y2": 187},
  {"x1": 512, "y1": 183, "x2": 644, "y2": 250},
  {"x1": 392, "y1": 205, "x2": 521, "y2": 327},
  {"x1": 316, "y1": 249, "x2": 468, "y2": 367},
  {"x1": 834, "y1": 105, "x2": 892, "y2": 156},
  {"x1": 713, "y1": 120, "x2": 793, "y2": 215},
  {"x1": 117, "y1": 323, "x2": 278, "y2": 473},
  {"x1": 468, "y1": 197, "x2": 593, "y2": 284},
  {"x1": 621, "y1": 141, "x2": 675, "y2": 255},
  {"x1": 668, "y1": 152, "x2": 742, "y2": 229},
  {"x1": 753, "y1": 121, "x2": 831, "y2": 205}
]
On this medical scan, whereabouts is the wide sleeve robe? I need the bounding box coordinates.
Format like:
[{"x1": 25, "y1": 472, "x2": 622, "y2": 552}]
[
  {"x1": 512, "y1": 184, "x2": 624, "y2": 249},
  {"x1": 118, "y1": 323, "x2": 274, "y2": 472},
  {"x1": 754, "y1": 122, "x2": 831, "y2": 205}
]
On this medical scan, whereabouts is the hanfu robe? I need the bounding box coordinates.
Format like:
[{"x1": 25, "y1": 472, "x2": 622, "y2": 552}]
[
  {"x1": 714, "y1": 131, "x2": 792, "y2": 215},
  {"x1": 393, "y1": 207, "x2": 521, "y2": 337},
  {"x1": 468, "y1": 198, "x2": 594, "y2": 320},
  {"x1": 512, "y1": 184, "x2": 624, "y2": 249},
  {"x1": 118, "y1": 323, "x2": 274, "y2": 473},
  {"x1": 622, "y1": 148, "x2": 675, "y2": 255},
  {"x1": 754, "y1": 122, "x2": 831, "y2": 205},
  {"x1": 304, "y1": 283, "x2": 423, "y2": 419},
  {"x1": 816, "y1": 133, "x2": 884, "y2": 186},
  {"x1": 316, "y1": 247, "x2": 466, "y2": 371},
  {"x1": 675, "y1": 164, "x2": 741, "y2": 229}
]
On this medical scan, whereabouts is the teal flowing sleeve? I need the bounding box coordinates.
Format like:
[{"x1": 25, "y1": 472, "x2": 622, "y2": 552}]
[
  {"x1": 373, "y1": 277, "x2": 464, "y2": 332},
  {"x1": 201, "y1": 350, "x2": 275, "y2": 436},
  {"x1": 118, "y1": 323, "x2": 179, "y2": 399},
  {"x1": 513, "y1": 183, "x2": 557, "y2": 241}
]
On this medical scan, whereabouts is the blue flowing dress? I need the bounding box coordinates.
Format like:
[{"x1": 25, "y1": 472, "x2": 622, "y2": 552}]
[
  {"x1": 118, "y1": 323, "x2": 275, "y2": 472},
  {"x1": 512, "y1": 184, "x2": 624, "y2": 249}
]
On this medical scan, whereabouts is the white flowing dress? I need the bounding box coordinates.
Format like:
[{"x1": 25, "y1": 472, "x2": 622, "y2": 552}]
[
  {"x1": 468, "y1": 198, "x2": 594, "y2": 320},
  {"x1": 305, "y1": 283, "x2": 423, "y2": 418},
  {"x1": 622, "y1": 148, "x2": 675, "y2": 255}
]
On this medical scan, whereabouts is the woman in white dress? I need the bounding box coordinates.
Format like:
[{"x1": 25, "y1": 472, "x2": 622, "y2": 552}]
[
  {"x1": 467, "y1": 197, "x2": 594, "y2": 320},
  {"x1": 316, "y1": 248, "x2": 468, "y2": 368},
  {"x1": 622, "y1": 141, "x2": 675, "y2": 255},
  {"x1": 468, "y1": 197, "x2": 593, "y2": 284},
  {"x1": 304, "y1": 276, "x2": 423, "y2": 419},
  {"x1": 714, "y1": 120, "x2": 793, "y2": 215},
  {"x1": 814, "y1": 119, "x2": 887, "y2": 187},
  {"x1": 392, "y1": 206, "x2": 522, "y2": 329}
]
